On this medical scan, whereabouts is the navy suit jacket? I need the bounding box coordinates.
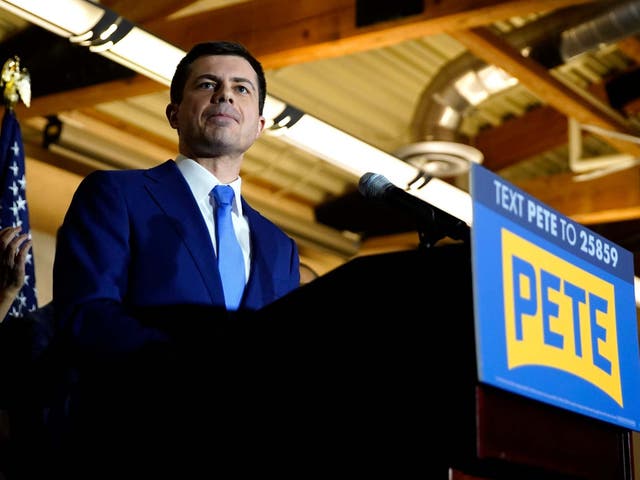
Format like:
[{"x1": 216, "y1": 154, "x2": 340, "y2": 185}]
[{"x1": 53, "y1": 159, "x2": 300, "y2": 358}]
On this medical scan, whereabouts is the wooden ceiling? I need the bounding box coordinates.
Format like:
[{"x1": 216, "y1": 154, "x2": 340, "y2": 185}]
[{"x1": 6, "y1": 0, "x2": 640, "y2": 277}]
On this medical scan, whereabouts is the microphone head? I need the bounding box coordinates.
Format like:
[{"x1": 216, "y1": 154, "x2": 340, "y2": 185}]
[{"x1": 358, "y1": 172, "x2": 392, "y2": 200}]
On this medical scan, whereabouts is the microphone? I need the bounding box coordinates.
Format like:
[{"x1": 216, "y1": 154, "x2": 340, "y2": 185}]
[{"x1": 358, "y1": 172, "x2": 469, "y2": 247}]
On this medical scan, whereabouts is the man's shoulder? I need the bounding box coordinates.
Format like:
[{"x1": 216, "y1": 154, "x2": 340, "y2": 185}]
[{"x1": 244, "y1": 202, "x2": 296, "y2": 242}]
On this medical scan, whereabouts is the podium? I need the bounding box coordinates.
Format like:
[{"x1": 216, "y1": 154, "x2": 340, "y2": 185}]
[{"x1": 255, "y1": 242, "x2": 633, "y2": 479}]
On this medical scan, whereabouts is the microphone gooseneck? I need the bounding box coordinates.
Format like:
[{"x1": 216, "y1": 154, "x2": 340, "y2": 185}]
[{"x1": 358, "y1": 171, "x2": 469, "y2": 248}]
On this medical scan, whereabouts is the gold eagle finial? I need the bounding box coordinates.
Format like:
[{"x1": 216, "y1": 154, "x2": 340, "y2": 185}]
[{"x1": 1, "y1": 56, "x2": 30, "y2": 109}]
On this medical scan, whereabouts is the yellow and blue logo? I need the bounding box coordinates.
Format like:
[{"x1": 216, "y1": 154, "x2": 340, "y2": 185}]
[{"x1": 502, "y1": 229, "x2": 621, "y2": 406}]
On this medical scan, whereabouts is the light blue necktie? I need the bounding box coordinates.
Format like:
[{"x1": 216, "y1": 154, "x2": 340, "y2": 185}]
[{"x1": 212, "y1": 185, "x2": 245, "y2": 310}]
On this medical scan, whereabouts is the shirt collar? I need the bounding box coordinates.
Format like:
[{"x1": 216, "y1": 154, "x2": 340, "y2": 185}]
[{"x1": 176, "y1": 154, "x2": 243, "y2": 215}]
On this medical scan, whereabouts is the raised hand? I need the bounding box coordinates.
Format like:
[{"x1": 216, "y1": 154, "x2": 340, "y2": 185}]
[{"x1": 0, "y1": 226, "x2": 32, "y2": 322}]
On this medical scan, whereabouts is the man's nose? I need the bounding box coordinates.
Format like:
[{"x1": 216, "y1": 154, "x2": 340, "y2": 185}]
[{"x1": 213, "y1": 84, "x2": 233, "y2": 103}]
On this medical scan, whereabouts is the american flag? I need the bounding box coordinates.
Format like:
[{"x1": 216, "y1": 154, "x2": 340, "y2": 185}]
[{"x1": 0, "y1": 107, "x2": 37, "y2": 316}]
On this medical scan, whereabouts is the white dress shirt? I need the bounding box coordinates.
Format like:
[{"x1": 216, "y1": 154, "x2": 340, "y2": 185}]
[{"x1": 176, "y1": 155, "x2": 251, "y2": 282}]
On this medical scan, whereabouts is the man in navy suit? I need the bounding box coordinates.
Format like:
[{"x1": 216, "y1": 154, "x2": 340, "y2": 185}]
[{"x1": 51, "y1": 41, "x2": 301, "y2": 478}]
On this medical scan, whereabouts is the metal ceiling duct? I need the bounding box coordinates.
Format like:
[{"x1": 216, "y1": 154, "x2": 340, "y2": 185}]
[
  {"x1": 402, "y1": 0, "x2": 635, "y2": 178},
  {"x1": 560, "y1": 0, "x2": 640, "y2": 62}
]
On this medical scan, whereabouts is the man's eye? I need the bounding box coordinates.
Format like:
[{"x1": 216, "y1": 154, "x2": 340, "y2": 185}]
[
  {"x1": 237, "y1": 85, "x2": 249, "y2": 94},
  {"x1": 199, "y1": 81, "x2": 215, "y2": 89}
]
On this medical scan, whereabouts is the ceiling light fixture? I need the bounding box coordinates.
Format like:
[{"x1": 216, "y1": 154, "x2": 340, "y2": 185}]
[
  {"x1": 394, "y1": 141, "x2": 484, "y2": 178},
  {"x1": 262, "y1": 97, "x2": 473, "y2": 225},
  {"x1": 0, "y1": 0, "x2": 185, "y2": 85}
]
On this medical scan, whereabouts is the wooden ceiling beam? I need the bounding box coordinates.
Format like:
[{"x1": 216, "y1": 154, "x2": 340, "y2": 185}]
[
  {"x1": 448, "y1": 26, "x2": 640, "y2": 157},
  {"x1": 513, "y1": 166, "x2": 640, "y2": 224},
  {"x1": 25, "y1": 141, "x2": 110, "y2": 178},
  {"x1": 14, "y1": 0, "x2": 598, "y2": 118},
  {"x1": 617, "y1": 37, "x2": 640, "y2": 64},
  {"x1": 14, "y1": 75, "x2": 166, "y2": 120},
  {"x1": 452, "y1": 26, "x2": 640, "y2": 224},
  {"x1": 99, "y1": 0, "x2": 199, "y2": 22},
  {"x1": 475, "y1": 106, "x2": 569, "y2": 170},
  {"x1": 143, "y1": 0, "x2": 598, "y2": 70},
  {"x1": 475, "y1": 68, "x2": 639, "y2": 171}
]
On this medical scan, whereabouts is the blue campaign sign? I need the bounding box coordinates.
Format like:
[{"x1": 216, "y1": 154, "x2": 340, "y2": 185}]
[{"x1": 470, "y1": 163, "x2": 640, "y2": 431}]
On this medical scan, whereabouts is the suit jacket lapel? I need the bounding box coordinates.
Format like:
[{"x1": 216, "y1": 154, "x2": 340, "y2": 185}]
[
  {"x1": 242, "y1": 201, "x2": 277, "y2": 310},
  {"x1": 144, "y1": 161, "x2": 226, "y2": 306}
]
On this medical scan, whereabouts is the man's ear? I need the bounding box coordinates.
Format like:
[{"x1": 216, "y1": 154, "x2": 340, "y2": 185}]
[
  {"x1": 166, "y1": 104, "x2": 178, "y2": 129},
  {"x1": 256, "y1": 116, "x2": 266, "y2": 139}
]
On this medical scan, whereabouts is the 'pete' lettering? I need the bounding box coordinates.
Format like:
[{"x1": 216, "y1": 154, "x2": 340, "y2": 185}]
[{"x1": 501, "y1": 229, "x2": 622, "y2": 406}]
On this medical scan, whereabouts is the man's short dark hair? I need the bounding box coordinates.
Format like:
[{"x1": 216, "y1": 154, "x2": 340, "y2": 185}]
[{"x1": 169, "y1": 41, "x2": 267, "y2": 115}]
